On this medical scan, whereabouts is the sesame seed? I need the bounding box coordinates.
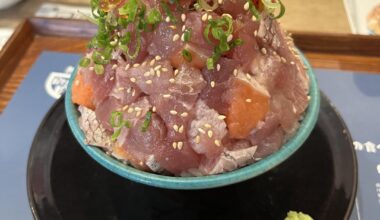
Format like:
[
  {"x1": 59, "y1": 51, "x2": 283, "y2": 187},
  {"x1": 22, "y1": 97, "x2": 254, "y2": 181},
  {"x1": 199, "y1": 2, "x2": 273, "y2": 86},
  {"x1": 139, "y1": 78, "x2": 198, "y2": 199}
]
[
  {"x1": 182, "y1": 25, "x2": 186, "y2": 31},
  {"x1": 89, "y1": 67, "x2": 94, "y2": 71},
  {"x1": 136, "y1": 111, "x2": 142, "y2": 117},
  {"x1": 218, "y1": 0, "x2": 223, "y2": 4},
  {"x1": 173, "y1": 34, "x2": 180, "y2": 42},
  {"x1": 156, "y1": 70, "x2": 161, "y2": 77},
  {"x1": 227, "y1": 34, "x2": 233, "y2": 42},
  {"x1": 101, "y1": 56, "x2": 105, "y2": 60},
  {"x1": 208, "y1": 15, "x2": 212, "y2": 20},
  {"x1": 127, "y1": 87, "x2": 132, "y2": 93},
  {"x1": 169, "y1": 78, "x2": 175, "y2": 83},
  {"x1": 165, "y1": 16, "x2": 171, "y2": 22},
  {"x1": 146, "y1": 80, "x2": 153, "y2": 84},
  {"x1": 181, "y1": 14, "x2": 186, "y2": 22},
  {"x1": 217, "y1": 64, "x2": 221, "y2": 71},
  {"x1": 222, "y1": 13, "x2": 232, "y2": 19},
  {"x1": 112, "y1": 64, "x2": 118, "y2": 70},
  {"x1": 281, "y1": 57, "x2": 287, "y2": 63},
  {"x1": 307, "y1": 96, "x2": 311, "y2": 101},
  {"x1": 181, "y1": 33, "x2": 185, "y2": 42},
  {"x1": 208, "y1": 130, "x2": 213, "y2": 138},
  {"x1": 122, "y1": 105, "x2": 129, "y2": 111},
  {"x1": 180, "y1": 112, "x2": 188, "y2": 117},
  {"x1": 246, "y1": 99, "x2": 252, "y2": 103},
  {"x1": 198, "y1": 128, "x2": 206, "y2": 134},
  {"x1": 110, "y1": 77, "x2": 114, "y2": 81},
  {"x1": 218, "y1": 115, "x2": 226, "y2": 120},
  {"x1": 172, "y1": 142, "x2": 177, "y2": 149},
  {"x1": 144, "y1": 72, "x2": 150, "y2": 77},
  {"x1": 214, "y1": 140, "x2": 221, "y2": 147},
  {"x1": 155, "y1": 55, "x2": 161, "y2": 60},
  {"x1": 204, "y1": 123, "x2": 212, "y2": 128},
  {"x1": 150, "y1": 59, "x2": 156, "y2": 66},
  {"x1": 125, "y1": 64, "x2": 130, "y2": 71},
  {"x1": 142, "y1": 61, "x2": 147, "y2": 66},
  {"x1": 154, "y1": 65, "x2": 162, "y2": 71},
  {"x1": 128, "y1": 108, "x2": 134, "y2": 113},
  {"x1": 177, "y1": 142, "x2": 183, "y2": 150},
  {"x1": 261, "y1": 48, "x2": 267, "y2": 55},
  {"x1": 254, "y1": 30, "x2": 258, "y2": 36},
  {"x1": 132, "y1": 89, "x2": 136, "y2": 96},
  {"x1": 150, "y1": 68, "x2": 155, "y2": 75},
  {"x1": 173, "y1": 124, "x2": 179, "y2": 132},
  {"x1": 134, "y1": 107, "x2": 142, "y2": 111},
  {"x1": 233, "y1": 69, "x2": 238, "y2": 76},
  {"x1": 246, "y1": 73, "x2": 252, "y2": 79},
  {"x1": 162, "y1": 68, "x2": 168, "y2": 72},
  {"x1": 117, "y1": 87, "x2": 124, "y2": 91},
  {"x1": 195, "y1": 135, "x2": 201, "y2": 144},
  {"x1": 170, "y1": 110, "x2": 178, "y2": 115},
  {"x1": 202, "y1": 13, "x2": 208, "y2": 21},
  {"x1": 210, "y1": 81, "x2": 215, "y2": 88},
  {"x1": 251, "y1": 16, "x2": 257, "y2": 21},
  {"x1": 130, "y1": 77, "x2": 136, "y2": 83},
  {"x1": 174, "y1": 69, "x2": 179, "y2": 76},
  {"x1": 133, "y1": 63, "x2": 140, "y2": 67},
  {"x1": 290, "y1": 61, "x2": 295, "y2": 65},
  {"x1": 179, "y1": 125, "x2": 184, "y2": 133},
  {"x1": 163, "y1": 94, "x2": 171, "y2": 98},
  {"x1": 152, "y1": 106, "x2": 157, "y2": 112},
  {"x1": 244, "y1": 2, "x2": 250, "y2": 10}
]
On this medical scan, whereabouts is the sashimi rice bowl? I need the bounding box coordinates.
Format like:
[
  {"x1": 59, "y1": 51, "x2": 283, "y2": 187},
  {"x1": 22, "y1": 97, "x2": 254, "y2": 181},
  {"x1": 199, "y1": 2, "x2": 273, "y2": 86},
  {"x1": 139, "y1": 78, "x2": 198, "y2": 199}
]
[{"x1": 65, "y1": 0, "x2": 320, "y2": 189}]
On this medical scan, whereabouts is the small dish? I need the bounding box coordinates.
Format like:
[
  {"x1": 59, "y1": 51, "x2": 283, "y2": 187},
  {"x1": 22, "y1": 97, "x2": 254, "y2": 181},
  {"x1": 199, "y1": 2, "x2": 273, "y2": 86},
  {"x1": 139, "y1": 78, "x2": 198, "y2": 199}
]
[{"x1": 65, "y1": 52, "x2": 320, "y2": 190}]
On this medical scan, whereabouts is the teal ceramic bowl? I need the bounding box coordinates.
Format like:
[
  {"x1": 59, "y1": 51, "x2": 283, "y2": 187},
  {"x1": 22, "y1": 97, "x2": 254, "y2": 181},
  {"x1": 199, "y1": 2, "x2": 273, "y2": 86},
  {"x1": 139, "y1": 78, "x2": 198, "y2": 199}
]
[{"x1": 65, "y1": 53, "x2": 320, "y2": 190}]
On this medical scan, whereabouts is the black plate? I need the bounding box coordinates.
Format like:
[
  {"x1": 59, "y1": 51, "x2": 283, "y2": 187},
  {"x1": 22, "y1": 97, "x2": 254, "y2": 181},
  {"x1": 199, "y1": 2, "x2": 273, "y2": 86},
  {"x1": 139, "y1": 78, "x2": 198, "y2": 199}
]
[{"x1": 27, "y1": 94, "x2": 357, "y2": 220}]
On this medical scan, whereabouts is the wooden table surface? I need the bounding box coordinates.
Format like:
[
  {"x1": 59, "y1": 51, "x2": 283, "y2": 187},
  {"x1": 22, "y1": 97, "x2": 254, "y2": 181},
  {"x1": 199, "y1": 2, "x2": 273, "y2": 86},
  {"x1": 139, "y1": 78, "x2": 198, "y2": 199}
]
[{"x1": 0, "y1": 0, "x2": 352, "y2": 33}]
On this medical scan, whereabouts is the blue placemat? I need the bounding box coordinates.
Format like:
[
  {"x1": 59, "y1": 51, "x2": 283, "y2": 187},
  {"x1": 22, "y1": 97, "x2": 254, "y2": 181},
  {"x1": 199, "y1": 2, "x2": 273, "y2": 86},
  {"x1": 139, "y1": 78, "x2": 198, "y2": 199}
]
[
  {"x1": 0, "y1": 51, "x2": 80, "y2": 219},
  {"x1": 0, "y1": 51, "x2": 379, "y2": 219}
]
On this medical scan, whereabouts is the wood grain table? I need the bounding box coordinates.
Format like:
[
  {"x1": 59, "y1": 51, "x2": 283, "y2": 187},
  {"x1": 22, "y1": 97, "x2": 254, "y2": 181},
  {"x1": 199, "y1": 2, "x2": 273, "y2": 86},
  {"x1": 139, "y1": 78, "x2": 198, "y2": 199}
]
[{"x1": 0, "y1": 18, "x2": 380, "y2": 113}]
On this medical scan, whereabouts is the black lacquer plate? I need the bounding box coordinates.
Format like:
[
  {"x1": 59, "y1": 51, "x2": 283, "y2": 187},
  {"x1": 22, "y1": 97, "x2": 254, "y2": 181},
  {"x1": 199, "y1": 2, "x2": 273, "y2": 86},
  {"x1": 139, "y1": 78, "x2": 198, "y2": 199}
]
[{"x1": 27, "y1": 94, "x2": 357, "y2": 220}]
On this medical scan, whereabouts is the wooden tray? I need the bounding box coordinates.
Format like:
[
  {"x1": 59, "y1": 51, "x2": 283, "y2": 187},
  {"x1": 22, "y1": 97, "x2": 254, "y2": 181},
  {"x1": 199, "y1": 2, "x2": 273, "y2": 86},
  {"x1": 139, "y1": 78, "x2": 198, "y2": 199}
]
[{"x1": 1, "y1": 17, "x2": 380, "y2": 112}]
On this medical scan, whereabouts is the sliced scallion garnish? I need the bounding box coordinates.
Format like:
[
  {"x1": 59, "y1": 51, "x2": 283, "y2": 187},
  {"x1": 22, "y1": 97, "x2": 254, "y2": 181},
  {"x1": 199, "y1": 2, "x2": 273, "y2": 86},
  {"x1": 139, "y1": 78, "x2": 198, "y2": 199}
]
[
  {"x1": 182, "y1": 49, "x2": 193, "y2": 62},
  {"x1": 94, "y1": 64, "x2": 104, "y2": 75},
  {"x1": 141, "y1": 111, "x2": 152, "y2": 132},
  {"x1": 79, "y1": 57, "x2": 91, "y2": 67}
]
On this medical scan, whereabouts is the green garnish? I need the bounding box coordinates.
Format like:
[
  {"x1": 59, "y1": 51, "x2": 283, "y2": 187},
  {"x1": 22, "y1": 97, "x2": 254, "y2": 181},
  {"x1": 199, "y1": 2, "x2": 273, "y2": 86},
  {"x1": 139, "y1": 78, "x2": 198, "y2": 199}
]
[
  {"x1": 248, "y1": 0, "x2": 262, "y2": 20},
  {"x1": 111, "y1": 128, "x2": 122, "y2": 142},
  {"x1": 161, "y1": 1, "x2": 177, "y2": 24},
  {"x1": 183, "y1": 28, "x2": 192, "y2": 42},
  {"x1": 146, "y1": 8, "x2": 162, "y2": 25},
  {"x1": 118, "y1": 0, "x2": 139, "y2": 22},
  {"x1": 109, "y1": 111, "x2": 132, "y2": 142},
  {"x1": 203, "y1": 15, "x2": 241, "y2": 69},
  {"x1": 197, "y1": 0, "x2": 218, "y2": 12},
  {"x1": 182, "y1": 49, "x2": 192, "y2": 62},
  {"x1": 79, "y1": 57, "x2": 91, "y2": 67},
  {"x1": 141, "y1": 111, "x2": 152, "y2": 132},
  {"x1": 94, "y1": 64, "x2": 104, "y2": 75},
  {"x1": 110, "y1": 111, "x2": 124, "y2": 127},
  {"x1": 271, "y1": 0, "x2": 286, "y2": 19}
]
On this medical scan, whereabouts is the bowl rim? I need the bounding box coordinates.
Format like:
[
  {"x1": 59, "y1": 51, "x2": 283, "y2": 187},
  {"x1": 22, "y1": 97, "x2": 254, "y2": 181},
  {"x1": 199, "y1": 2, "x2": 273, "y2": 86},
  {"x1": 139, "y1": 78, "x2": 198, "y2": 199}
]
[{"x1": 65, "y1": 52, "x2": 320, "y2": 190}]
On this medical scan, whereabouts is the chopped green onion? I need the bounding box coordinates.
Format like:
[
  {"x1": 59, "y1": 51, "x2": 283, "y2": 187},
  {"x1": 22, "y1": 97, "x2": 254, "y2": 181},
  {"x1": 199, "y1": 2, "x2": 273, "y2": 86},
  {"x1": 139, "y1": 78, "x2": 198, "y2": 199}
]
[
  {"x1": 124, "y1": 120, "x2": 131, "y2": 128},
  {"x1": 182, "y1": 49, "x2": 192, "y2": 62},
  {"x1": 271, "y1": 0, "x2": 286, "y2": 19},
  {"x1": 207, "y1": 58, "x2": 214, "y2": 70},
  {"x1": 118, "y1": 0, "x2": 139, "y2": 22},
  {"x1": 110, "y1": 111, "x2": 124, "y2": 127},
  {"x1": 119, "y1": 31, "x2": 141, "y2": 59},
  {"x1": 183, "y1": 28, "x2": 192, "y2": 42},
  {"x1": 111, "y1": 128, "x2": 122, "y2": 142},
  {"x1": 230, "y1": 38, "x2": 244, "y2": 48},
  {"x1": 141, "y1": 111, "x2": 152, "y2": 132},
  {"x1": 146, "y1": 8, "x2": 162, "y2": 25},
  {"x1": 94, "y1": 64, "x2": 104, "y2": 75},
  {"x1": 248, "y1": 0, "x2": 261, "y2": 20},
  {"x1": 161, "y1": 1, "x2": 177, "y2": 23},
  {"x1": 79, "y1": 57, "x2": 91, "y2": 67},
  {"x1": 197, "y1": 0, "x2": 218, "y2": 12}
]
